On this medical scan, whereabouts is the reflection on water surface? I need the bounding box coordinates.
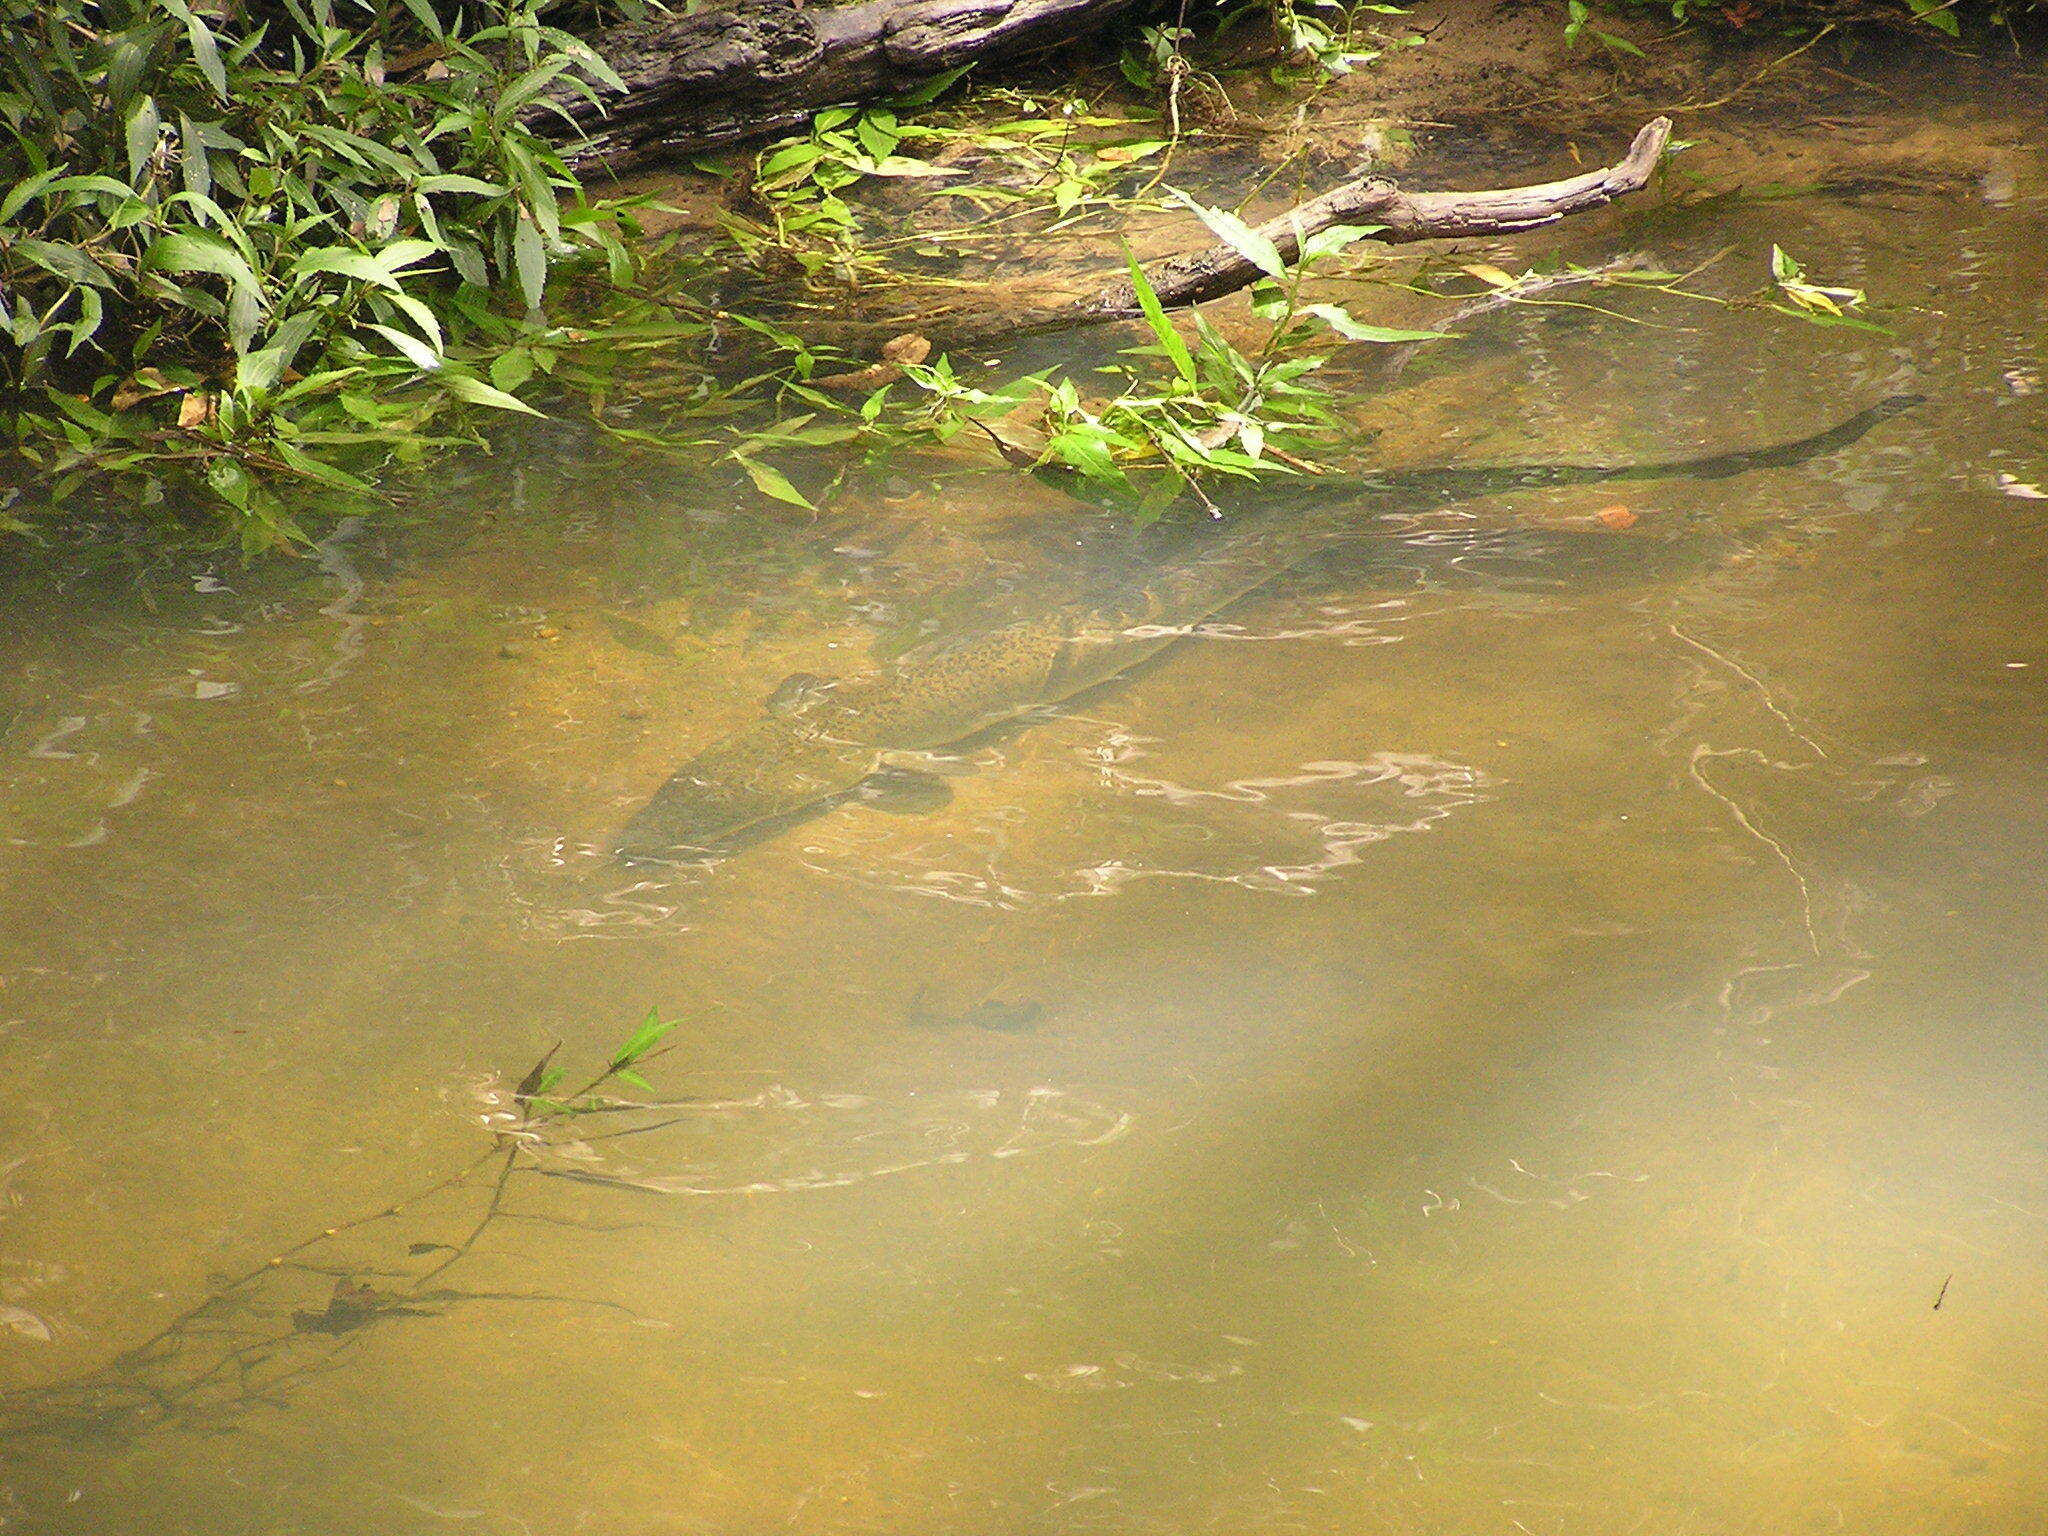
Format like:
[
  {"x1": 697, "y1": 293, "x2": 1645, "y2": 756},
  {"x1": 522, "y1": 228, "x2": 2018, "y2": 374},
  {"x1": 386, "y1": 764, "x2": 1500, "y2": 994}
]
[{"x1": 3, "y1": 69, "x2": 2048, "y2": 1536}]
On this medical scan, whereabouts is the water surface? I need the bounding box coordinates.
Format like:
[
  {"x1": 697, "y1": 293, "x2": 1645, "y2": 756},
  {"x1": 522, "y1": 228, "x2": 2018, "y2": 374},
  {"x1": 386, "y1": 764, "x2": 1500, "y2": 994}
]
[{"x1": 2, "y1": 70, "x2": 2046, "y2": 1536}]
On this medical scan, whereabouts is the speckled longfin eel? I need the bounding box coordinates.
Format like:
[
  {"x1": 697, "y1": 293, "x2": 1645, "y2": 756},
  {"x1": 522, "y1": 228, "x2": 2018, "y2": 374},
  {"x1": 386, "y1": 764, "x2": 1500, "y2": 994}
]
[
  {"x1": 615, "y1": 395, "x2": 1919, "y2": 860},
  {"x1": 614, "y1": 517, "x2": 1318, "y2": 860}
]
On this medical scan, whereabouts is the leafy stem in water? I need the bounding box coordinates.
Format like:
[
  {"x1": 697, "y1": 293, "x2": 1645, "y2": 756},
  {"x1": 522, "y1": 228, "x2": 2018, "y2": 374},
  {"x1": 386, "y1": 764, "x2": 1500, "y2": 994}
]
[{"x1": 513, "y1": 1007, "x2": 684, "y2": 1121}]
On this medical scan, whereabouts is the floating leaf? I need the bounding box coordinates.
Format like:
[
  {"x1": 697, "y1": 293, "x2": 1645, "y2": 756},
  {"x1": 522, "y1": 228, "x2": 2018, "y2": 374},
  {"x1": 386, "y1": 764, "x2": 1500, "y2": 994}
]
[
  {"x1": 1461, "y1": 263, "x2": 1520, "y2": 289},
  {"x1": 1298, "y1": 304, "x2": 1452, "y2": 344},
  {"x1": 846, "y1": 155, "x2": 964, "y2": 178},
  {"x1": 733, "y1": 454, "x2": 814, "y2": 509}
]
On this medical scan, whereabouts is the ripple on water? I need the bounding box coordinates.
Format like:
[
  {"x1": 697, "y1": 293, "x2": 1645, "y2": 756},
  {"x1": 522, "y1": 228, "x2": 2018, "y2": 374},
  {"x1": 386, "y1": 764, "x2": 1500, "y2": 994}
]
[{"x1": 780, "y1": 730, "x2": 1495, "y2": 910}]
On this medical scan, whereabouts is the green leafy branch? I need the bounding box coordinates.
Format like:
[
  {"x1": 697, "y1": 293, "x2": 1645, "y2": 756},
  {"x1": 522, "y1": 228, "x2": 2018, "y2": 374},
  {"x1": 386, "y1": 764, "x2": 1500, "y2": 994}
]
[
  {"x1": 511, "y1": 1007, "x2": 684, "y2": 1121},
  {"x1": 0, "y1": 0, "x2": 681, "y2": 545}
]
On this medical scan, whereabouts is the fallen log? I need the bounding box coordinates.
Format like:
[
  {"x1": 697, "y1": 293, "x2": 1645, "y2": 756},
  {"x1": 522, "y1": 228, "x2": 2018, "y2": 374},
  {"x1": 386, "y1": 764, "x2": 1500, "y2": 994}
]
[
  {"x1": 538, "y1": 0, "x2": 1145, "y2": 172},
  {"x1": 1083, "y1": 117, "x2": 1672, "y2": 318},
  {"x1": 810, "y1": 119, "x2": 1672, "y2": 385}
]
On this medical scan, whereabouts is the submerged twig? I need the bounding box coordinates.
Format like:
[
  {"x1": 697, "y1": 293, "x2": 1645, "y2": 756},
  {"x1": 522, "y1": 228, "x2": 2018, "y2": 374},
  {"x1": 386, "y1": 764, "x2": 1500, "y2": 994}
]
[{"x1": 1370, "y1": 253, "x2": 1652, "y2": 385}]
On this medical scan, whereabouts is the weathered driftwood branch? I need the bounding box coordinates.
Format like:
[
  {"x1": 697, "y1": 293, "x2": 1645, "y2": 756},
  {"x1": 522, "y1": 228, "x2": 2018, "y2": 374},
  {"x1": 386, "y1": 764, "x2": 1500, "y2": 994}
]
[
  {"x1": 538, "y1": 0, "x2": 1144, "y2": 172},
  {"x1": 1068, "y1": 116, "x2": 1673, "y2": 324},
  {"x1": 810, "y1": 120, "x2": 1673, "y2": 385}
]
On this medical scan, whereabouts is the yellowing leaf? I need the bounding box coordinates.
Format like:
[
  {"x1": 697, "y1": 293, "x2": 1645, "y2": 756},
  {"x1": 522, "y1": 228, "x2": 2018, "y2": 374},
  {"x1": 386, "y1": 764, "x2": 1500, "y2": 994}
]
[{"x1": 847, "y1": 156, "x2": 964, "y2": 178}]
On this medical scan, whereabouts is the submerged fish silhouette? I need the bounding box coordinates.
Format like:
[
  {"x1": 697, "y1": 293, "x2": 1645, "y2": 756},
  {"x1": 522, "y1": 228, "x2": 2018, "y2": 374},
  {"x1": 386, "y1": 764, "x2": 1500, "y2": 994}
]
[{"x1": 616, "y1": 398, "x2": 1921, "y2": 862}]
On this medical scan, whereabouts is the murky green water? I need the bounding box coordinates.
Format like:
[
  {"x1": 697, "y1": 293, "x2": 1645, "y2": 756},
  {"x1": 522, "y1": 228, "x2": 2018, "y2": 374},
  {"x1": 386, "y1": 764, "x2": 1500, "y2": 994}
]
[{"x1": 5, "y1": 74, "x2": 2047, "y2": 1536}]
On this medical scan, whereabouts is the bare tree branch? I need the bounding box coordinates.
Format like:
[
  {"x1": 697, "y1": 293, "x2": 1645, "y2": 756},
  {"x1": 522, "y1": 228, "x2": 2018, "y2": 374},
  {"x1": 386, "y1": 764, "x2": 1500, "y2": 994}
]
[
  {"x1": 1078, "y1": 117, "x2": 1673, "y2": 319},
  {"x1": 811, "y1": 120, "x2": 1673, "y2": 382}
]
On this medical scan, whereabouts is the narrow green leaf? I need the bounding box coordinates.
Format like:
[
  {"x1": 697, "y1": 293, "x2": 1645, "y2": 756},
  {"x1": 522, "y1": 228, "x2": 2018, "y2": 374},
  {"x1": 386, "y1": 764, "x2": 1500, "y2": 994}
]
[
  {"x1": 547, "y1": 34, "x2": 627, "y2": 93},
  {"x1": 416, "y1": 173, "x2": 508, "y2": 197},
  {"x1": 125, "y1": 96, "x2": 161, "y2": 186},
  {"x1": 614, "y1": 1008, "x2": 678, "y2": 1066},
  {"x1": 47, "y1": 390, "x2": 114, "y2": 434},
  {"x1": 490, "y1": 349, "x2": 536, "y2": 394},
  {"x1": 1297, "y1": 304, "x2": 1454, "y2": 343},
  {"x1": 888, "y1": 64, "x2": 970, "y2": 107},
  {"x1": 177, "y1": 113, "x2": 211, "y2": 199},
  {"x1": 496, "y1": 58, "x2": 573, "y2": 121},
  {"x1": 512, "y1": 213, "x2": 546, "y2": 310},
  {"x1": 238, "y1": 309, "x2": 321, "y2": 395},
  {"x1": 206, "y1": 457, "x2": 252, "y2": 511},
  {"x1": 103, "y1": 34, "x2": 154, "y2": 117},
  {"x1": 438, "y1": 370, "x2": 546, "y2": 415},
  {"x1": 1122, "y1": 245, "x2": 1195, "y2": 387},
  {"x1": 65, "y1": 287, "x2": 105, "y2": 357},
  {"x1": 1167, "y1": 189, "x2": 1287, "y2": 281},
  {"x1": 227, "y1": 281, "x2": 261, "y2": 355},
  {"x1": 0, "y1": 168, "x2": 65, "y2": 223},
  {"x1": 14, "y1": 238, "x2": 115, "y2": 289},
  {"x1": 365, "y1": 322, "x2": 442, "y2": 371},
  {"x1": 374, "y1": 239, "x2": 442, "y2": 275},
  {"x1": 141, "y1": 230, "x2": 263, "y2": 302},
  {"x1": 172, "y1": 2, "x2": 230, "y2": 99},
  {"x1": 1045, "y1": 426, "x2": 1123, "y2": 482},
  {"x1": 271, "y1": 440, "x2": 377, "y2": 493},
  {"x1": 1300, "y1": 223, "x2": 1386, "y2": 263},
  {"x1": 394, "y1": 0, "x2": 447, "y2": 40},
  {"x1": 443, "y1": 238, "x2": 489, "y2": 288},
  {"x1": 288, "y1": 245, "x2": 399, "y2": 290},
  {"x1": 378, "y1": 289, "x2": 444, "y2": 349},
  {"x1": 733, "y1": 454, "x2": 814, "y2": 508},
  {"x1": 45, "y1": 174, "x2": 145, "y2": 200}
]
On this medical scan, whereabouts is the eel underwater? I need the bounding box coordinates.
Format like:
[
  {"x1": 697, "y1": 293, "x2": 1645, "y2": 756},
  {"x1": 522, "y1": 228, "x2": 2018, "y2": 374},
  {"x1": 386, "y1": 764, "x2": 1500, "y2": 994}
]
[{"x1": 616, "y1": 396, "x2": 1920, "y2": 862}]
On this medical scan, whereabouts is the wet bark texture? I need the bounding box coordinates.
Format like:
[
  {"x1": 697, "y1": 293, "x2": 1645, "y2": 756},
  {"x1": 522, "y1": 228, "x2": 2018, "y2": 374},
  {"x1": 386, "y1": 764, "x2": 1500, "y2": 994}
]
[
  {"x1": 1083, "y1": 117, "x2": 1675, "y2": 317},
  {"x1": 813, "y1": 118, "x2": 1676, "y2": 370},
  {"x1": 539, "y1": 0, "x2": 1144, "y2": 170}
]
